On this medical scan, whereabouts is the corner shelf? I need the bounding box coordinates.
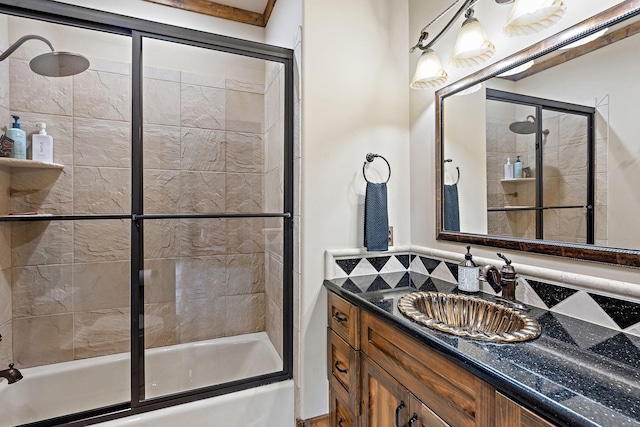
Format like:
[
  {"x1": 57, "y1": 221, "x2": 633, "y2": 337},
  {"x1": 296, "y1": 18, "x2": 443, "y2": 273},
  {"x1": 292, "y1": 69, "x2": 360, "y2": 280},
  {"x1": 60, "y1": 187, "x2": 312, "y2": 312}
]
[
  {"x1": 0, "y1": 158, "x2": 64, "y2": 169},
  {"x1": 500, "y1": 177, "x2": 535, "y2": 183}
]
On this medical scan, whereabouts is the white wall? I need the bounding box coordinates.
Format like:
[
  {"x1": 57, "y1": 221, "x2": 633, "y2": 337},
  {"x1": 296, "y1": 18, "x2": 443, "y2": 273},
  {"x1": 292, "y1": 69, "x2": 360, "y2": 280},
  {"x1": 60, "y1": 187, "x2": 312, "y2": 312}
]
[
  {"x1": 410, "y1": 0, "x2": 640, "y2": 286},
  {"x1": 301, "y1": 0, "x2": 410, "y2": 419},
  {"x1": 443, "y1": 86, "x2": 487, "y2": 233}
]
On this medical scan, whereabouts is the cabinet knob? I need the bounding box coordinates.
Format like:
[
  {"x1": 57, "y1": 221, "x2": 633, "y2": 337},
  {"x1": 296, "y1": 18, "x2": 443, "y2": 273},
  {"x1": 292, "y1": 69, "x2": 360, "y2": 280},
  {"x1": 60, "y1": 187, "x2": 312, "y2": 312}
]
[{"x1": 395, "y1": 401, "x2": 406, "y2": 427}]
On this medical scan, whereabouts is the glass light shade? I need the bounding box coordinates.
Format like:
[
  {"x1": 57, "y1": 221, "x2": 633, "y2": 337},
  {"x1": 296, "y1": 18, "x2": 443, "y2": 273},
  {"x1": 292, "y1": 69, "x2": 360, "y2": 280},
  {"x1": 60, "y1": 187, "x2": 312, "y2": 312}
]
[
  {"x1": 504, "y1": 0, "x2": 567, "y2": 37},
  {"x1": 410, "y1": 49, "x2": 448, "y2": 89},
  {"x1": 497, "y1": 60, "x2": 534, "y2": 77},
  {"x1": 452, "y1": 83, "x2": 482, "y2": 96},
  {"x1": 560, "y1": 28, "x2": 608, "y2": 50},
  {"x1": 449, "y1": 17, "x2": 495, "y2": 68}
]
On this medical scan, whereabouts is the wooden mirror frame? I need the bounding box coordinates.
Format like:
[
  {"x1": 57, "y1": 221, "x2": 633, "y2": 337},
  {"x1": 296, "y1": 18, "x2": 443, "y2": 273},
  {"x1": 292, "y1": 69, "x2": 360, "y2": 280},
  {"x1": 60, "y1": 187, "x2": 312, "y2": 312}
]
[{"x1": 436, "y1": 0, "x2": 640, "y2": 268}]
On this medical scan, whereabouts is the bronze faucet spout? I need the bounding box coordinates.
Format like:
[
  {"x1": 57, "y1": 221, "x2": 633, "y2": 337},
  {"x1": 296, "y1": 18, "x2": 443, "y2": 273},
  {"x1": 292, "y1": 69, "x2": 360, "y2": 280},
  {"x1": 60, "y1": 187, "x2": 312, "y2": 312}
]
[
  {"x1": 481, "y1": 253, "x2": 517, "y2": 301},
  {"x1": 0, "y1": 363, "x2": 23, "y2": 384}
]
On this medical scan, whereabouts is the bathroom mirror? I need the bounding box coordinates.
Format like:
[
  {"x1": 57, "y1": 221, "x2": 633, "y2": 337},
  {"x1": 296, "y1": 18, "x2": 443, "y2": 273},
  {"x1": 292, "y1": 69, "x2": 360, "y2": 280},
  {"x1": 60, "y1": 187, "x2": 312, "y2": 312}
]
[{"x1": 436, "y1": 1, "x2": 640, "y2": 268}]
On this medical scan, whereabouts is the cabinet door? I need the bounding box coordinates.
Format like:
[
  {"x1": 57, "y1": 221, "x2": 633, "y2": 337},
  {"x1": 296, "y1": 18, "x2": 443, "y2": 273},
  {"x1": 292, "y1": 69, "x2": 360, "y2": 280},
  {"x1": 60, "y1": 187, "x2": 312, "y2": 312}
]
[
  {"x1": 330, "y1": 376, "x2": 356, "y2": 427},
  {"x1": 408, "y1": 394, "x2": 450, "y2": 427},
  {"x1": 496, "y1": 392, "x2": 557, "y2": 427},
  {"x1": 361, "y1": 355, "x2": 410, "y2": 427}
]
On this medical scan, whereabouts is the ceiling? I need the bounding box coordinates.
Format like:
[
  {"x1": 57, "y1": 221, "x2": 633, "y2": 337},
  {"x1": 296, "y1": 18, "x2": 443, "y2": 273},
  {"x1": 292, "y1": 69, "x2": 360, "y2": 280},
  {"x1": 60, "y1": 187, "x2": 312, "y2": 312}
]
[{"x1": 143, "y1": 0, "x2": 276, "y2": 27}]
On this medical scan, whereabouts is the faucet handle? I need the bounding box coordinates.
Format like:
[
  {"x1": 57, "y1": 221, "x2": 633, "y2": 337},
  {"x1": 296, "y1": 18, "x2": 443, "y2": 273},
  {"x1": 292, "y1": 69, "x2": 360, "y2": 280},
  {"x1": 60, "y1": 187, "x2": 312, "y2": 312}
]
[
  {"x1": 8, "y1": 363, "x2": 14, "y2": 370},
  {"x1": 497, "y1": 253, "x2": 511, "y2": 265}
]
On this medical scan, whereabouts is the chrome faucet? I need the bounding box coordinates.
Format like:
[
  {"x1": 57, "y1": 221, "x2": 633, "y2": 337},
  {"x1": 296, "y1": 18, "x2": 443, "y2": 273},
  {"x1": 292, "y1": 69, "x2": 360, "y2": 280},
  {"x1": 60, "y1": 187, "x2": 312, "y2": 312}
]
[
  {"x1": 0, "y1": 363, "x2": 23, "y2": 384},
  {"x1": 481, "y1": 253, "x2": 529, "y2": 311}
]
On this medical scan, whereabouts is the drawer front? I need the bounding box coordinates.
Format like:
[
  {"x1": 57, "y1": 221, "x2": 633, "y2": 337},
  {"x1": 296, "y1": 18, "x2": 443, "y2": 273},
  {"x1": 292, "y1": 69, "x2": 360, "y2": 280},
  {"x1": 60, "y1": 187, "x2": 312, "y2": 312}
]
[
  {"x1": 330, "y1": 376, "x2": 357, "y2": 427},
  {"x1": 328, "y1": 330, "x2": 359, "y2": 399},
  {"x1": 361, "y1": 311, "x2": 481, "y2": 427},
  {"x1": 328, "y1": 292, "x2": 360, "y2": 349}
]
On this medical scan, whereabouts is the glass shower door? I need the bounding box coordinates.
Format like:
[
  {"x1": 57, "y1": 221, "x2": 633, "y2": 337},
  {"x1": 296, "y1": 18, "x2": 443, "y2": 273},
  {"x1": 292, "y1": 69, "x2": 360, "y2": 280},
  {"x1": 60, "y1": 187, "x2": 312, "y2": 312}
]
[{"x1": 139, "y1": 36, "x2": 287, "y2": 400}]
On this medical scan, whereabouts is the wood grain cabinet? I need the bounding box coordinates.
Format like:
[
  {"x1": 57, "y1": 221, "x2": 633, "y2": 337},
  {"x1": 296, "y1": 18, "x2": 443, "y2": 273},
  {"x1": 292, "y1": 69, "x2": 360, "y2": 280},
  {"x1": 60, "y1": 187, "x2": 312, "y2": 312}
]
[{"x1": 327, "y1": 289, "x2": 559, "y2": 427}]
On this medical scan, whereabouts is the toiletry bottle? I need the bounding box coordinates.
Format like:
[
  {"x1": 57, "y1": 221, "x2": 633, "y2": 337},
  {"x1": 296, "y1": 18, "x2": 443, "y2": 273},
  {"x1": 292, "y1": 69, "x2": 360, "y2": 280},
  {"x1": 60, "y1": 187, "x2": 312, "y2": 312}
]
[
  {"x1": 458, "y1": 246, "x2": 479, "y2": 293},
  {"x1": 504, "y1": 157, "x2": 513, "y2": 180},
  {"x1": 7, "y1": 115, "x2": 26, "y2": 159},
  {"x1": 31, "y1": 122, "x2": 53, "y2": 163},
  {"x1": 514, "y1": 155, "x2": 523, "y2": 179}
]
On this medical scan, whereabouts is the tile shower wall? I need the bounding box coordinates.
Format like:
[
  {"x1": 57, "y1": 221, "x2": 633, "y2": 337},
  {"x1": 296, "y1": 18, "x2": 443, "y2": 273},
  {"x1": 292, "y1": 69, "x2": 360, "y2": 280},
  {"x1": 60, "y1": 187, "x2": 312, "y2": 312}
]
[
  {"x1": 0, "y1": 15, "x2": 12, "y2": 368},
  {"x1": 4, "y1": 51, "x2": 275, "y2": 367},
  {"x1": 264, "y1": 62, "x2": 285, "y2": 359}
]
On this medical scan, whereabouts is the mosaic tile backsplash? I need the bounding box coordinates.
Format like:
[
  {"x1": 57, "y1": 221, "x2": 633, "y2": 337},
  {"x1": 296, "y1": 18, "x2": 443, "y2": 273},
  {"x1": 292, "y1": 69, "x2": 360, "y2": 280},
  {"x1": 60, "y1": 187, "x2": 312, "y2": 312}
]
[{"x1": 332, "y1": 252, "x2": 640, "y2": 339}]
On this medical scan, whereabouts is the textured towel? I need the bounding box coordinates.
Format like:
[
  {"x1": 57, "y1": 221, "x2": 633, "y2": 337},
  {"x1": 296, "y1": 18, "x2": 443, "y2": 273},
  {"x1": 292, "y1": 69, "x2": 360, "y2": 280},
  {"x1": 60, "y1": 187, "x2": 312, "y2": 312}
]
[
  {"x1": 364, "y1": 182, "x2": 389, "y2": 251},
  {"x1": 443, "y1": 184, "x2": 460, "y2": 232}
]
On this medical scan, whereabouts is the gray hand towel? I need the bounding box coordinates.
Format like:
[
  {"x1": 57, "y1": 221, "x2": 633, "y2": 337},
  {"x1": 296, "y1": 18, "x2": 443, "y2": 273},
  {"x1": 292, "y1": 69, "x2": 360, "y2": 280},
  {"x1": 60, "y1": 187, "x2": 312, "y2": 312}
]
[
  {"x1": 443, "y1": 184, "x2": 460, "y2": 232},
  {"x1": 364, "y1": 182, "x2": 389, "y2": 251}
]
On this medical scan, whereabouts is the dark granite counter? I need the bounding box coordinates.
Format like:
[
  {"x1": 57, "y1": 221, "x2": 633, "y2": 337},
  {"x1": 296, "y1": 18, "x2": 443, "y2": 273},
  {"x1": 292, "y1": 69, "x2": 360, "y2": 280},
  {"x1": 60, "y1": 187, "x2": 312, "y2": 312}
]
[{"x1": 325, "y1": 272, "x2": 640, "y2": 427}]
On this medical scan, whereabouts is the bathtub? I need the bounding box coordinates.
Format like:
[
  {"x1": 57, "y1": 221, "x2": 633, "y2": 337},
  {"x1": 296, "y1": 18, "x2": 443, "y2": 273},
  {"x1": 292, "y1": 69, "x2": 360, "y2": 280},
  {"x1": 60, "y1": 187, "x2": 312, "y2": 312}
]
[{"x1": 1, "y1": 332, "x2": 290, "y2": 427}]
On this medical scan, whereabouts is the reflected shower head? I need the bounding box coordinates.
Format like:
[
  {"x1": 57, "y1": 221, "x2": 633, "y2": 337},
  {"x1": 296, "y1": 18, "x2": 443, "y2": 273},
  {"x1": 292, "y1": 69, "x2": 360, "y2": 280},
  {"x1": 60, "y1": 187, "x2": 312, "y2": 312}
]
[
  {"x1": 0, "y1": 35, "x2": 90, "y2": 77},
  {"x1": 509, "y1": 115, "x2": 549, "y2": 136}
]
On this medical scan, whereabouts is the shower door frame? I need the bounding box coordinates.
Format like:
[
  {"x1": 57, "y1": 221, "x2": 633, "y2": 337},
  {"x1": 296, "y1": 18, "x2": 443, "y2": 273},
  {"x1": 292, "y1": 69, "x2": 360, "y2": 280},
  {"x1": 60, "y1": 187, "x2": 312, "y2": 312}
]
[
  {"x1": 0, "y1": 1, "x2": 295, "y2": 426},
  {"x1": 486, "y1": 88, "x2": 595, "y2": 244}
]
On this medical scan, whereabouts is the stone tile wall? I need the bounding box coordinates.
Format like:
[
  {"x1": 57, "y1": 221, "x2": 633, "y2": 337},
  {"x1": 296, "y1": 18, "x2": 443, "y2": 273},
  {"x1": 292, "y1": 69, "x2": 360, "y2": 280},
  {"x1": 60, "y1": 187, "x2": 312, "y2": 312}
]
[
  {"x1": 0, "y1": 15, "x2": 12, "y2": 369},
  {"x1": 264, "y1": 62, "x2": 285, "y2": 360},
  {"x1": 5, "y1": 51, "x2": 275, "y2": 368}
]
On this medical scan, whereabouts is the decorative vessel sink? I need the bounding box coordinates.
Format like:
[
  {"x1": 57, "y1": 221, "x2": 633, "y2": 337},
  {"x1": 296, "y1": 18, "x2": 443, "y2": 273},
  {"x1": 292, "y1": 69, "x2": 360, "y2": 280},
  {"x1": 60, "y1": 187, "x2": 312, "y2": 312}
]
[{"x1": 398, "y1": 292, "x2": 540, "y2": 342}]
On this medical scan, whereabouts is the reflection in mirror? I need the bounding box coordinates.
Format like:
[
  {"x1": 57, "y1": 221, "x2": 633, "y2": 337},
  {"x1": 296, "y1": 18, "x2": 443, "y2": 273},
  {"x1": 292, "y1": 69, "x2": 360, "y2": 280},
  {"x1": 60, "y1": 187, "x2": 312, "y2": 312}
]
[{"x1": 437, "y1": 2, "x2": 640, "y2": 267}]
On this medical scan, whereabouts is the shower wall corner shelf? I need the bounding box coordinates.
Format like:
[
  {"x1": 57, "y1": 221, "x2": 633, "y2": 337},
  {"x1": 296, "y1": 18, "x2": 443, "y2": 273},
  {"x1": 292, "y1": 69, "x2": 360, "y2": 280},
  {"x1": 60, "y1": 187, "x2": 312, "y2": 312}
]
[
  {"x1": 500, "y1": 177, "x2": 535, "y2": 183},
  {"x1": 0, "y1": 157, "x2": 64, "y2": 169}
]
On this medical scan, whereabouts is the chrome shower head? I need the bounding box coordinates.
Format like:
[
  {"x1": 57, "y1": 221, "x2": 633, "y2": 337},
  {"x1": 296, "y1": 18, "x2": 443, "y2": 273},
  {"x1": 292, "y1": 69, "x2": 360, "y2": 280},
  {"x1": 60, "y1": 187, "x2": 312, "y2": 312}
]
[
  {"x1": 0, "y1": 34, "x2": 90, "y2": 77},
  {"x1": 30, "y1": 51, "x2": 90, "y2": 77},
  {"x1": 509, "y1": 115, "x2": 537, "y2": 134}
]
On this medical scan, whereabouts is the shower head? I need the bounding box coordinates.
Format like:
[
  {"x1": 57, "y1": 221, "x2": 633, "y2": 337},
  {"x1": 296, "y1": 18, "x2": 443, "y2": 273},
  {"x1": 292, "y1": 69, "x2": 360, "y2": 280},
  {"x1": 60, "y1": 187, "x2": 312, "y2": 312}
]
[
  {"x1": 509, "y1": 115, "x2": 537, "y2": 134},
  {"x1": 30, "y1": 51, "x2": 90, "y2": 77},
  {"x1": 508, "y1": 115, "x2": 550, "y2": 136},
  {"x1": 0, "y1": 35, "x2": 90, "y2": 77}
]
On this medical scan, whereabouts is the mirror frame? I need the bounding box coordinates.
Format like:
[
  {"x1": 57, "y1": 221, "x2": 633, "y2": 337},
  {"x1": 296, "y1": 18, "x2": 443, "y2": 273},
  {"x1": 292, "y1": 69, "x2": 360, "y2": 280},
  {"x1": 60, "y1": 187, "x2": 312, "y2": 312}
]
[{"x1": 436, "y1": 0, "x2": 640, "y2": 268}]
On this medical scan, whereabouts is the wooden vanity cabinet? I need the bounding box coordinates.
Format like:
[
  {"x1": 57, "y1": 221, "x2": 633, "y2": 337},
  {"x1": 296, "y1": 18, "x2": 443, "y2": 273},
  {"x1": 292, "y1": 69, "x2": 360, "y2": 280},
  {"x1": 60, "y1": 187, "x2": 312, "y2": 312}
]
[
  {"x1": 327, "y1": 290, "x2": 556, "y2": 427},
  {"x1": 496, "y1": 392, "x2": 556, "y2": 427}
]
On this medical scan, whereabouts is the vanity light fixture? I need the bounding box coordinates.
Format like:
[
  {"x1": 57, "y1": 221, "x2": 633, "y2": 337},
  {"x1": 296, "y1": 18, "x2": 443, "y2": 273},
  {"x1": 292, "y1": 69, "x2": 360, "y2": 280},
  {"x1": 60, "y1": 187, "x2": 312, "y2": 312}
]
[{"x1": 410, "y1": 0, "x2": 567, "y2": 89}]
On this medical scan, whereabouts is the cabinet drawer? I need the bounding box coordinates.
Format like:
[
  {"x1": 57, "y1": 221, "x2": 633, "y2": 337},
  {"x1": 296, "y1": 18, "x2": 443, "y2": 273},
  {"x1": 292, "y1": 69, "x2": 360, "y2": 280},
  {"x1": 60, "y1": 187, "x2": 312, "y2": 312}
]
[
  {"x1": 328, "y1": 329, "x2": 360, "y2": 406},
  {"x1": 330, "y1": 376, "x2": 356, "y2": 427},
  {"x1": 361, "y1": 311, "x2": 492, "y2": 427},
  {"x1": 328, "y1": 292, "x2": 360, "y2": 349}
]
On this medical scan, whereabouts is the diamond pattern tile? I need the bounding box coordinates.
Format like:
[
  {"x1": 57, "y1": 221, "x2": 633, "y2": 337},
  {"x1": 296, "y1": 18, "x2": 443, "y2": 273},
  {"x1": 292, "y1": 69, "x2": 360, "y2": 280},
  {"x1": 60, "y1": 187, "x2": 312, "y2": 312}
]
[
  {"x1": 528, "y1": 280, "x2": 579, "y2": 309},
  {"x1": 336, "y1": 258, "x2": 361, "y2": 275},
  {"x1": 589, "y1": 293, "x2": 640, "y2": 330},
  {"x1": 410, "y1": 257, "x2": 429, "y2": 275},
  {"x1": 420, "y1": 256, "x2": 440, "y2": 274},
  {"x1": 445, "y1": 261, "x2": 459, "y2": 281},
  {"x1": 429, "y1": 262, "x2": 456, "y2": 284},
  {"x1": 367, "y1": 256, "x2": 390, "y2": 272},
  {"x1": 552, "y1": 292, "x2": 619, "y2": 331},
  {"x1": 350, "y1": 259, "x2": 378, "y2": 277},
  {"x1": 396, "y1": 254, "x2": 410, "y2": 269},
  {"x1": 341, "y1": 278, "x2": 362, "y2": 294},
  {"x1": 381, "y1": 256, "x2": 406, "y2": 274},
  {"x1": 366, "y1": 276, "x2": 391, "y2": 292}
]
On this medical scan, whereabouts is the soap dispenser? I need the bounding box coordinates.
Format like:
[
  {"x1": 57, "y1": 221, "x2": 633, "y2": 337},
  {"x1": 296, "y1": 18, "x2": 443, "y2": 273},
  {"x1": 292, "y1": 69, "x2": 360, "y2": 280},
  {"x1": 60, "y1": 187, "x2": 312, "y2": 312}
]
[
  {"x1": 31, "y1": 123, "x2": 53, "y2": 163},
  {"x1": 458, "y1": 246, "x2": 479, "y2": 293},
  {"x1": 504, "y1": 157, "x2": 513, "y2": 180},
  {"x1": 514, "y1": 155, "x2": 523, "y2": 179},
  {"x1": 7, "y1": 115, "x2": 26, "y2": 159}
]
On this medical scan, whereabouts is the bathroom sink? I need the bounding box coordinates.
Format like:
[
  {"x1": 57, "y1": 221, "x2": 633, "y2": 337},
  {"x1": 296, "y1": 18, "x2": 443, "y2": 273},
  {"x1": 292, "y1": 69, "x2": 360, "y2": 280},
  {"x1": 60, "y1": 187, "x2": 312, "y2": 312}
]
[{"x1": 398, "y1": 292, "x2": 540, "y2": 342}]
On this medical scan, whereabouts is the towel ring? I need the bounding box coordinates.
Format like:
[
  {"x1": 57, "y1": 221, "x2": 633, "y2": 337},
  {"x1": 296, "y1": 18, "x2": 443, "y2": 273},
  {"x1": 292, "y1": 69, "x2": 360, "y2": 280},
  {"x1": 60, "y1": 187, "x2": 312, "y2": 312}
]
[
  {"x1": 363, "y1": 153, "x2": 391, "y2": 184},
  {"x1": 444, "y1": 158, "x2": 460, "y2": 185}
]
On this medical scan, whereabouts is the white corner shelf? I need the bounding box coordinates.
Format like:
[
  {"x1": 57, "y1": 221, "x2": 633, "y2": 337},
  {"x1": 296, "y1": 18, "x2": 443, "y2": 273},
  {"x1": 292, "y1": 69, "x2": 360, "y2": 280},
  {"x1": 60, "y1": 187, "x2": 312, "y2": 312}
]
[
  {"x1": 500, "y1": 177, "x2": 535, "y2": 183},
  {"x1": 0, "y1": 158, "x2": 64, "y2": 169}
]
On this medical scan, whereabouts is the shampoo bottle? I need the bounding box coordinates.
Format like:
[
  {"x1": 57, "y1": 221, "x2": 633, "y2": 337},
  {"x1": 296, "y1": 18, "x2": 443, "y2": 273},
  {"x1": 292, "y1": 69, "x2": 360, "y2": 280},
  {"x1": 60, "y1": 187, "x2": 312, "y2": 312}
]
[
  {"x1": 514, "y1": 155, "x2": 523, "y2": 179},
  {"x1": 31, "y1": 122, "x2": 53, "y2": 163},
  {"x1": 458, "y1": 246, "x2": 479, "y2": 293},
  {"x1": 504, "y1": 157, "x2": 513, "y2": 180},
  {"x1": 7, "y1": 115, "x2": 26, "y2": 159}
]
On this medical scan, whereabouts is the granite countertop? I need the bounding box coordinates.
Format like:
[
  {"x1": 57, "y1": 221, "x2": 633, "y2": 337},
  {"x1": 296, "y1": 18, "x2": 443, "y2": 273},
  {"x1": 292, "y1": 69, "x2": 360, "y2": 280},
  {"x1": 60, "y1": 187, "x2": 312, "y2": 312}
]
[{"x1": 325, "y1": 272, "x2": 640, "y2": 427}]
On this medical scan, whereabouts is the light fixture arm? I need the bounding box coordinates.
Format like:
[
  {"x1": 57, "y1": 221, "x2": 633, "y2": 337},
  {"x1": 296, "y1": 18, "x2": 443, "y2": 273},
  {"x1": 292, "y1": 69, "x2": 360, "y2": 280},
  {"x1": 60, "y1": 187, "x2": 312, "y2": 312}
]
[
  {"x1": 0, "y1": 35, "x2": 55, "y2": 62},
  {"x1": 410, "y1": 0, "x2": 478, "y2": 52}
]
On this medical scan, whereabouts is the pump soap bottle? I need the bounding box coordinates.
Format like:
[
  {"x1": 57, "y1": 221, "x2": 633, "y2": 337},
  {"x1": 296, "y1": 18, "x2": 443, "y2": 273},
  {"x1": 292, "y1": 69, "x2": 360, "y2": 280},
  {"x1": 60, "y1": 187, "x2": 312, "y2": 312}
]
[
  {"x1": 31, "y1": 123, "x2": 53, "y2": 163},
  {"x1": 504, "y1": 158, "x2": 513, "y2": 180},
  {"x1": 7, "y1": 115, "x2": 26, "y2": 159},
  {"x1": 458, "y1": 246, "x2": 479, "y2": 293},
  {"x1": 514, "y1": 155, "x2": 523, "y2": 179}
]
